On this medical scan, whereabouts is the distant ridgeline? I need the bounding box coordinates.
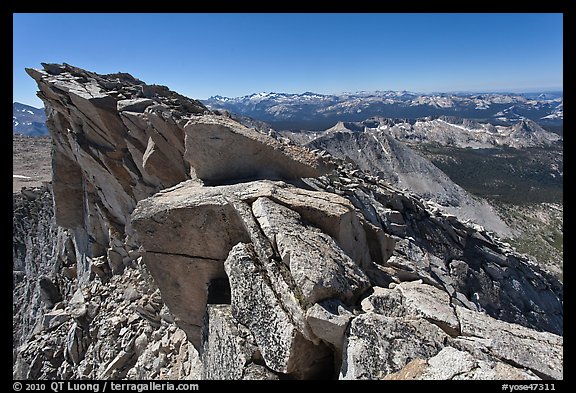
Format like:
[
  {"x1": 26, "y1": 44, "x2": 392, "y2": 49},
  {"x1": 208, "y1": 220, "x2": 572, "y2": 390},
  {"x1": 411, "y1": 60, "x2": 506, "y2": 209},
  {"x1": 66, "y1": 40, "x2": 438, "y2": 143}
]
[
  {"x1": 13, "y1": 102, "x2": 49, "y2": 136},
  {"x1": 203, "y1": 91, "x2": 563, "y2": 131},
  {"x1": 14, "y1": 89, "x2": 562, "y2": 137}
]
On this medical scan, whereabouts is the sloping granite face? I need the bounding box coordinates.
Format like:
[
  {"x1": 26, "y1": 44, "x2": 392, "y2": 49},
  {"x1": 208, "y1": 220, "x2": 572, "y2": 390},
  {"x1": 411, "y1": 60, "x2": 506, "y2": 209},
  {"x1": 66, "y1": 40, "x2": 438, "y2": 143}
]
[{"x1": 16, "y1": 63, "x2": 562, "y2": 380}]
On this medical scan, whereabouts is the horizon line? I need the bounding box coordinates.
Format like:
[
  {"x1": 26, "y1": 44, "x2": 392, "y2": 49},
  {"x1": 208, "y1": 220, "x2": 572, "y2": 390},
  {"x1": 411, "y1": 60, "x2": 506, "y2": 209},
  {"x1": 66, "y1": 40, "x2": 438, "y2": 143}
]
[
  {"x1": 14, "y1": 87, "x2": 564, "y2": 109},
  {"x1": 205, "y1": 88, "x2": 564, "y2": 100}
]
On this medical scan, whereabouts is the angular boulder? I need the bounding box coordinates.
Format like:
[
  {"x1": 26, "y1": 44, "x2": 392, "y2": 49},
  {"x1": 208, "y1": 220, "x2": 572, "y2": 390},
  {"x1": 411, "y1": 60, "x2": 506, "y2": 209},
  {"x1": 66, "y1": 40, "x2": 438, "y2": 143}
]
[
  {"x1": 184, "y1": 115, "x2": 334, "y2": 184},
  {"x1": 339, "y1": 313, "x2": 447, "y2": 380},
  {"x1": 131, "y1": 179, "x2": 375, "y2": 349}
]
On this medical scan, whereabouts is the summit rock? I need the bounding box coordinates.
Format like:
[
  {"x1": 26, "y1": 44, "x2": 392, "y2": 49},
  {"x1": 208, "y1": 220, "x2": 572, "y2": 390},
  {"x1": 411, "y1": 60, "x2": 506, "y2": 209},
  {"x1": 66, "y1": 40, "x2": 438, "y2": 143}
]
[{"x1": 14, "y1": 63, "x2": 563, "y2": 380}]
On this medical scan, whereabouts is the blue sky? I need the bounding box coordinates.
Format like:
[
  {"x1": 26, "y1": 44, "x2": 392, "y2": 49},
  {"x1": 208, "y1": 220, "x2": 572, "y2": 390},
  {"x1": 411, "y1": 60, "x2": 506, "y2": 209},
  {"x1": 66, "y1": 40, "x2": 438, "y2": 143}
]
[{"x1": 13, "y1": 13, "x2": 563, "y2": 108}]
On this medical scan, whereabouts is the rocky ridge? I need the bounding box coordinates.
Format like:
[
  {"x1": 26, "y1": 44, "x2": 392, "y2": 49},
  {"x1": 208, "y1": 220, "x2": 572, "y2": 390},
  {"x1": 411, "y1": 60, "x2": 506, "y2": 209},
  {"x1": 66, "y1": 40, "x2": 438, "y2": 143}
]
[
  {"x1": 13, "y1": 63, "x2": 562, "y2": 380},
  {"x1": 349, "y1": 116, "x2": 562, "y2": 149},
  {"x1": 298, "y1": 121, "x2": 512, "y2": 236}
]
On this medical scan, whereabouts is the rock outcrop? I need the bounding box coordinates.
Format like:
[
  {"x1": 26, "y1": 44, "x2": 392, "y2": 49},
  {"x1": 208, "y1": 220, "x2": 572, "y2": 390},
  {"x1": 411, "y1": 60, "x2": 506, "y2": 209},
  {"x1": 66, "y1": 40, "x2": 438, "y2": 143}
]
[
  {"x1": 14, "y1": 63, "x2": 563, "y2": 380},
  {"x1": 13, "y1": 185, "x2": 72, "y2": 366},
  {"x1": 131, "y1": 180, "x2": 371, "y2": 348},
  {"x1": 343, "y1": 281, "x2": 562, "y2": 380}
]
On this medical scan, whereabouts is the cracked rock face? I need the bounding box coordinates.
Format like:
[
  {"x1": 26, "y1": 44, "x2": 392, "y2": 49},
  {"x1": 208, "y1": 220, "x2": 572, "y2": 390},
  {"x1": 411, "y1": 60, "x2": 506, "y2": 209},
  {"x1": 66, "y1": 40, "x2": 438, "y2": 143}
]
[
  {"x1": 131, "y1": 180, "x2": 371, "y2": 348},
  {"x1": 14, "y1": 63, "x2": 563, "y2": 380},
  {"x1": 342, "y1": 280, "x2": 562, "y2": 380}
]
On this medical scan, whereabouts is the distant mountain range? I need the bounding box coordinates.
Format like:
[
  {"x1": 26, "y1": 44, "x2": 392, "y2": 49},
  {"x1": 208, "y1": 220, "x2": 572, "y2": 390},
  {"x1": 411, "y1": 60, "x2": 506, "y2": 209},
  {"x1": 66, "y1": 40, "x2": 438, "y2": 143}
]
[
  {"x1": 13, "y1": 102, "x2": 49, "y2": 136},
  {"x1": 319, "y1": 117, "x2": 562, "y2": 149},
  {"x1": 14, "y1": 89, "x2": 563, "y2": 137},
  {"x1": 203, "y1": 91, "x2": 563, "y2": 130}
]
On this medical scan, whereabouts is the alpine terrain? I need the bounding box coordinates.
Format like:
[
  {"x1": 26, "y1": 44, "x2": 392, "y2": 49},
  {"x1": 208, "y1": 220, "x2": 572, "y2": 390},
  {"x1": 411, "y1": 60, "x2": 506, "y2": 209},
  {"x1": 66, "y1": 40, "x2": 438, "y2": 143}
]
[
  {"x1": 13, "y1": 63, "x2": 562, "y2": 380},
  {"x1": 203, "y1": 91, "x2": 563, "y2": 131},
  {"x1": 275, "y1": 116, "x2": 563, "y2": 278}
]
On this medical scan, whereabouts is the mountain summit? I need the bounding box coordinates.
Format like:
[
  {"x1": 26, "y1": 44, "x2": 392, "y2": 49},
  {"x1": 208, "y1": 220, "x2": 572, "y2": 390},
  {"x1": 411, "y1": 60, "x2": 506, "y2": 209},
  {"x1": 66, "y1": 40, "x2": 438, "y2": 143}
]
[{"x1": 14, "y1": 63, "x2": 562, "y2": 380}]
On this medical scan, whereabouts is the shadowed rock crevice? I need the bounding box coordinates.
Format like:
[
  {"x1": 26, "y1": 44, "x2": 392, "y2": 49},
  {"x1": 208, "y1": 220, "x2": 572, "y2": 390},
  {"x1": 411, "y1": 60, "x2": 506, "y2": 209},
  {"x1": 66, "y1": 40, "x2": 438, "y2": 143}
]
[{"x1": 206, "y1": 278, "x2": 232, "y2": 305}]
